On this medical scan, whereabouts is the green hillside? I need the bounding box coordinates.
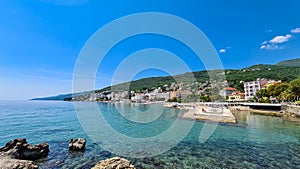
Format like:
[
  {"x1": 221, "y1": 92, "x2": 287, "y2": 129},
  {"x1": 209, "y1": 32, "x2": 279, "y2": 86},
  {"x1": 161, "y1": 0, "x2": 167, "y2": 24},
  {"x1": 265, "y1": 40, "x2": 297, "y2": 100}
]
[
  {"x1": 225, "y1": 64, "x2": 300, "y2": 91},
  {"x1": 97, "y1": 64, "x2": 300, "y2": 93},
  {"x1": 33, "y1": 58, "x2": 300, "y2": 100},
  {"x1": 276, "y1": 58, "x2": 300, "y2": 67}
]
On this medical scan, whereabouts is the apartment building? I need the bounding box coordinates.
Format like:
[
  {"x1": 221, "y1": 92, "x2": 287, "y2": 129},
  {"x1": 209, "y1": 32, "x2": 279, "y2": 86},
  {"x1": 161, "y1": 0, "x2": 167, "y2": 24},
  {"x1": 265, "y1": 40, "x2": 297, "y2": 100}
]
[{"x1": 244, "y1": 78, "x2": 268, "y2": 100}]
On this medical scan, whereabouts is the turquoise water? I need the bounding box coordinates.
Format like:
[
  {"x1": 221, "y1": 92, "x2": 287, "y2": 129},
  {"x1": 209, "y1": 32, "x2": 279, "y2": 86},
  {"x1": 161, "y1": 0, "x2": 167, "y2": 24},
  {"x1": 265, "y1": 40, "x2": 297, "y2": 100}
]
[{"x1": 0, "y1": 101, "x2": 300, "y2": 168}]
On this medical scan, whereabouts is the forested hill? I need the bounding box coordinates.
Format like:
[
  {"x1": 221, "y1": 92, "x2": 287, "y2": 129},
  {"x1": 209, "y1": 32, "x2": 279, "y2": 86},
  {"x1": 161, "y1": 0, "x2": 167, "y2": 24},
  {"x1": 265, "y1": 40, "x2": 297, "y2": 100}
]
[
  {"x1": 96, "y1": 64, "x2": 300, "y2": 93},
  {"x1": 32, "y1": 58, "x2": 300, "y2": 100},
  {"x1": 276, "y1": 58, "x2": 300, "y2": 67},
  {"x1": 224, "y1": 64, "x2": 300, "y2": 91}
]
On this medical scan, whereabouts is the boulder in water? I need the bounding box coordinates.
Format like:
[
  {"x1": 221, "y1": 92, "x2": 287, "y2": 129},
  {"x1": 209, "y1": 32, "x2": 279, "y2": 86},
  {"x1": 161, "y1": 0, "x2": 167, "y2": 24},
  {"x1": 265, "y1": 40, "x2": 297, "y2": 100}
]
[
  {"x1": 91, "y1": 157, "x2": 136, "y2": 169},
  {"x1": 69, "y1": 138, "x2": 86, "y2": 151}
]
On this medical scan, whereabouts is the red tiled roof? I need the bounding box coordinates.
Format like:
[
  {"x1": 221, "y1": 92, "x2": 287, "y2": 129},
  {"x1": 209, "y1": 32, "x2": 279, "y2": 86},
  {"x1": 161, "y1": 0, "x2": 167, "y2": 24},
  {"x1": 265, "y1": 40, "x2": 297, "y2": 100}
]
[{"x1": 224, "y1": 87, "x2": 238, "y2": 91}]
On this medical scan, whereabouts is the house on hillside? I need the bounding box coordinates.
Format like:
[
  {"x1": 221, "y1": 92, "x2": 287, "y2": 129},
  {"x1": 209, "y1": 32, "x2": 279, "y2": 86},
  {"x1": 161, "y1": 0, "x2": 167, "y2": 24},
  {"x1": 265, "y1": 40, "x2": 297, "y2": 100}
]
[
  {"x1": 226, "y1": 92, "x2": 245, "y2": 102},
  {"x1": 176, "y1": 90, "x2": 192, "y2": 99},
  {"x1": 261, "y1": 80, "x2": 282, "y2": 89},
  {"x1": 220, "y1": 87, "x2": 239, "y2": 98}
]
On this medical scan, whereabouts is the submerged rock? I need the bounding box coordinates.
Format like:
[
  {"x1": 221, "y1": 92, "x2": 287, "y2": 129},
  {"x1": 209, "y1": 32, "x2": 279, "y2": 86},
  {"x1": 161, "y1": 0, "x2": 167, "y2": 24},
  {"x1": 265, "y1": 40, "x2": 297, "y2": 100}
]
[
  {"x1": 69, "y1": 138, "x2": 86, "y2": 151},
  {"x1": 0, "y1": 138, "x2": 49, "y2": 169},
  {"x1": 91, "y1": 157, "x2": 136, "y2": 169}
]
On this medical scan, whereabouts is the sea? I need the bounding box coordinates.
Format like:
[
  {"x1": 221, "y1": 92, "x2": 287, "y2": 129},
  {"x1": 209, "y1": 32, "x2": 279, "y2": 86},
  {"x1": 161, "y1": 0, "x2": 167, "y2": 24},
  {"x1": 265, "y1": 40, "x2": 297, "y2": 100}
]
[{"x1": 0, "y1": 101, "x2": 300, "y2": 169}]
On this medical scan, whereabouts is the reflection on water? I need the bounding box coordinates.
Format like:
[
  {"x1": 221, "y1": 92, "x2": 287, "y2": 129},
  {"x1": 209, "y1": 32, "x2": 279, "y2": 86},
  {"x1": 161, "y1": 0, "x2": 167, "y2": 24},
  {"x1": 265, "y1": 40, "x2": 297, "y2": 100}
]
[{"x1": 232, "y1": 110, "x2": 300, "y2": 143}]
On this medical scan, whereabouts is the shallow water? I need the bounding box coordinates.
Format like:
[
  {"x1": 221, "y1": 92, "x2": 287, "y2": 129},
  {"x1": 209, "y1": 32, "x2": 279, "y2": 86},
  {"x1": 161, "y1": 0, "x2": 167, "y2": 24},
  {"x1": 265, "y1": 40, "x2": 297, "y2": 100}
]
[{"x1": 0, "y1": 101, "x2": 299, "y2": 168}]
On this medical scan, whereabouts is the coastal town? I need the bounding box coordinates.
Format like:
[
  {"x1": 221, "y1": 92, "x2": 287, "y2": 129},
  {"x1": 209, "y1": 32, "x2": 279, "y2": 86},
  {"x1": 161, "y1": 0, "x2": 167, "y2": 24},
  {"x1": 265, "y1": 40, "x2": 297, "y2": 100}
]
[
  {"x1": 68, "y1": 77, "x2": 295, "y2": 104},
  {"x1": 66, "y1": 76, "x2": 300, "y2": 124}
]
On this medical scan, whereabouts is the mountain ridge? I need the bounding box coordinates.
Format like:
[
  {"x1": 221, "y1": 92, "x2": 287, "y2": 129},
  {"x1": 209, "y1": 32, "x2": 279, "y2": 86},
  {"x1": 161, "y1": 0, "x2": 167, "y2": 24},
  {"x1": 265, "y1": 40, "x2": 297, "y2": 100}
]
[{"x1": 276, "y1": 58, "x2": 300, "y2": 67}]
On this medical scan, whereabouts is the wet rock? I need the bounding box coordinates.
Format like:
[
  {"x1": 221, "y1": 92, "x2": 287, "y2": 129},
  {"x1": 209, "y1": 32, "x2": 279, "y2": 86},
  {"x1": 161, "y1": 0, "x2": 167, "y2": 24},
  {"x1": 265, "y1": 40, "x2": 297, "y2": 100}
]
[
  {"x1": 69, "y1": 138, "x2": 86, "y2": 151},
  {"x1": 91, "y1": 157, "x2": 136, "y2": 169},
  {"x1": 0, "y1": 138, "x2": 49, "y2": 169},
  {"x1": 21, "y1": 142, "x2": 49, "y2": 160},
  {"x1": 0, "y1": 138, "x2": 49, "y2": 160},
  {"x1": 0, "y1": 154, "x2": 38, "y2": 169},
  {"x1": 0, "y1": 138, "x2": 27, "y2": 152}
]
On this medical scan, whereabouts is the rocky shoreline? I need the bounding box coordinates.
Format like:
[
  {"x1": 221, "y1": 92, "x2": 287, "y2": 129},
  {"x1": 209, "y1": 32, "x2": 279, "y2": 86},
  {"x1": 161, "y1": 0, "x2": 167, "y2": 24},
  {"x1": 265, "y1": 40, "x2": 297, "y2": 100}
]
[
  {"x1": 0, "y1": 138, "x2": 49, "y2": 169},
  {"x1": 0, "y1": 155, "x2": 38, "y2": 169},
  {"x1": 0, "y1": 138, "x2": 135, "y2": 169}
]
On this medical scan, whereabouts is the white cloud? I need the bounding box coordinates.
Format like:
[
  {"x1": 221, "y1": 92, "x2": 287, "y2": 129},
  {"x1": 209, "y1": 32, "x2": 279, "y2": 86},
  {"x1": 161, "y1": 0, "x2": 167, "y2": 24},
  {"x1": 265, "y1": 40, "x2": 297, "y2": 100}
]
[
  {"x1": 265, "y1": 29, "x2": 272, "y2": 33},
  {"x1": 261, "y1": 41, "x2": 268, "y2": 45},
  {"x1": 291, "y1": 28, "x2": 300, "y2": 33},
  {"x1": 269, "y1": 34, "x2": 292, "y2": 44},
  {"x1": 260, "y1": 44, "x2": 283, "y2": 50},
  {"x1": 219, "y1": 49, "x2": 226, "y2": 53},
  {"x1": 260, "y1": 45, "x2": 266, "y2": 49},
  {"x1": 260, "y1": 28, "x2": 298, "y2": 50}
]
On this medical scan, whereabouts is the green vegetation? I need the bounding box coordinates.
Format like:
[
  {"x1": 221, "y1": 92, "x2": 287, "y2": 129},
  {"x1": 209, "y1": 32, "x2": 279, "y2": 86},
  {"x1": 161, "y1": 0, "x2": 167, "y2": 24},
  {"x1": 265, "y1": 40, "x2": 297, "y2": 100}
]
[
  {"x1": 276, "y1": 58, "x2": 300, "y2": 67},
  {"x1": 167, "y1": 97, "x2": 182, "y2": 103},
  {"x1": 255, "y1": 77, "x2": 300, "y2": 102},
  {"x1": 226, "y1": 64, "x2": 300, "y2": 91},
  {"x1": 33, "y1": 58, "x2": 300, "y2": 101},
  {"x1": 96, "y1": 76, "x2": 177, "y2": 93},
  {"x1": 181, "y1": 94, "x2": 212, "y2": 102},
  {"x1": 96, "y1": 64, "x2": 300, "y2": 94}
]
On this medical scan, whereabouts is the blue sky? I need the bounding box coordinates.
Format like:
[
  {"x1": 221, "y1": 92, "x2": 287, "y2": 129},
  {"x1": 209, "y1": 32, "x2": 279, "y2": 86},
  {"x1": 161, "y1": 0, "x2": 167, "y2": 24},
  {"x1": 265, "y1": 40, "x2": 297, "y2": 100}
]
[{"x1": 0, "y1": 0, "x2": 300, "y2": 100}]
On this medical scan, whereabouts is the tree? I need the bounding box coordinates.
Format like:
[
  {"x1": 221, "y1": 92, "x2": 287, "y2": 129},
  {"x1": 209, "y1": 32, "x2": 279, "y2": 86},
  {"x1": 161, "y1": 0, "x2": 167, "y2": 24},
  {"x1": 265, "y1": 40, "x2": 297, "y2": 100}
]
[
  {"x1": 268, "y1": 83, "x2": 290, "y2": 97},
  {"x1": 256, "y1": 77, "x2": 300, "y2": 102},
  {"x1": 259, "y1": 98, "x2": 271, "y2": 103},
  {"x1": 200, "y1": 95, "x2": 211, "y2": 102},
  {"x1": 290, "y1": 77, "x2": 300, "y2": 97},
  {"x1": 256, "y1": 89, "x2": 269, "y2": 98},
  {"x1": 280, "y1": 89, "x2": 296, "y2": 102},
  {"x1": 167, "y1": 97, "x2": 178, "y2": 102}
]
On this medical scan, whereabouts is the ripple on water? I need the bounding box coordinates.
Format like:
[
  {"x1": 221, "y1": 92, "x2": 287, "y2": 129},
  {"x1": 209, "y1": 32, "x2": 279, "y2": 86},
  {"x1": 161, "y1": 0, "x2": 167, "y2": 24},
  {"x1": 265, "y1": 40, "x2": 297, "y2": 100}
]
[{"x1": 0, "y1": 101, "x2": 299, "y2": 168}]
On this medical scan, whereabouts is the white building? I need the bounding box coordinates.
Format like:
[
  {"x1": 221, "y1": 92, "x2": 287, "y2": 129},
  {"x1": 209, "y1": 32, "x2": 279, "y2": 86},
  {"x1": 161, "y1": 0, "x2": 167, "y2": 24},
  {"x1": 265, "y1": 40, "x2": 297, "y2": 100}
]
[
  {"x1": 131, "y1": 93, "x2": 144, "y2": 103},
  {"x1": 244, "y1": 78, "x2": 268, "y2": 100},
  {"x1": 155, "y1": 92, "x2": 170, "y2": 101}
]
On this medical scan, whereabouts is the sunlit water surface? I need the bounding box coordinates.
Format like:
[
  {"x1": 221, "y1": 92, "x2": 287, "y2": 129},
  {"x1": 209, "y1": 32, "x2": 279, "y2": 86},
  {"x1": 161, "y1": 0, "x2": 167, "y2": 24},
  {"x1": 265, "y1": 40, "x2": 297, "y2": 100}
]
[{"x1": 0, "y1": 101, "x2": 299, "y2": 168}]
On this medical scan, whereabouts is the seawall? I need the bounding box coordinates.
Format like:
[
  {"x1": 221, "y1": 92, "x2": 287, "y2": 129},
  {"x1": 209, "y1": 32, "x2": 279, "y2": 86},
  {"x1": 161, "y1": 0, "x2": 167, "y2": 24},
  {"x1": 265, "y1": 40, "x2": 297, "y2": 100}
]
[{"x1": 286, "y1": 105, "x2": 300, "y2": 117}]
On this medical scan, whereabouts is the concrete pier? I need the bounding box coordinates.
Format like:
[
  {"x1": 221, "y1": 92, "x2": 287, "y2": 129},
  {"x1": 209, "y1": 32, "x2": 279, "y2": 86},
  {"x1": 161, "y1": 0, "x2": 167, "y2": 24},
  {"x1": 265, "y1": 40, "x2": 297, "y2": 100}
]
[{"x1": 181, "y1": 105, "x2": 236, "y2": 123}]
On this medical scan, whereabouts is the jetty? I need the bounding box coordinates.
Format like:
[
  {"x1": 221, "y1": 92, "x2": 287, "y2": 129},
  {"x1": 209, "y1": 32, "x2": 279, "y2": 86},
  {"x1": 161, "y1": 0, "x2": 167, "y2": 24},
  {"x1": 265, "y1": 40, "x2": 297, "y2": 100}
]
[
  {"x1": 173, "y1": 104, "x2": 237, "y2": 123},
  {"x1": 182, "y1": 106, "x2": 236, "y2": 123}
]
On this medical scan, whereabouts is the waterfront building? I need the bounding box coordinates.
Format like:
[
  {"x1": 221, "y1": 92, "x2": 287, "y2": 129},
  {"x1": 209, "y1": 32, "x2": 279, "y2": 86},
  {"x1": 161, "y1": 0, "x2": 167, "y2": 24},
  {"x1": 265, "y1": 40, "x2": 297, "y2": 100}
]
[
  {"x1": 244, "y1": 78, "x2": 268, "y2": 100},
  {"x1": 226, "y1": 92, "x2": 245, "y2": 102}
]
